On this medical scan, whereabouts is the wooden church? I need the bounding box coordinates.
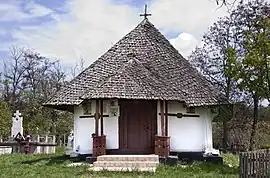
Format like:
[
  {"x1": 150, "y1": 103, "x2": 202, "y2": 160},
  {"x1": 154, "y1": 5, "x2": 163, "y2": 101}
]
[{"x1": 44, "y1": 8, "x2": 226, "y2": 162}]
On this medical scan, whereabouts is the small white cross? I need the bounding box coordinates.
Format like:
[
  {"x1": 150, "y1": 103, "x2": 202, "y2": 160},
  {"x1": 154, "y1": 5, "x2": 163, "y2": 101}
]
[
  {"x1": 14, "y1": 110, "x2": 22, "y2": 121},
  {"x1": 14, "y1": 110, "x2": 22, "y2": 117}
]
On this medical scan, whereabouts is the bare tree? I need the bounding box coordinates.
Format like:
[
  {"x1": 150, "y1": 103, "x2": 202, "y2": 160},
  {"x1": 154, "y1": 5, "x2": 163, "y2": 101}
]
[
  {"x1": 70, "y1": 57, "x2": 85, "y2": 78},
  {"x1": 0, "y1": 46, "x2": 72, "y2": 136},
  {"x1": 2, "y1": 46, "x2": 27, "y2": 110}
]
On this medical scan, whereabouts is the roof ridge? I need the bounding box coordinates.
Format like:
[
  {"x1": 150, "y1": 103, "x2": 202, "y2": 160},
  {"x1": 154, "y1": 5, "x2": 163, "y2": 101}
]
[
  {"x1": 80, "y1": 57, "x2": 159, "y2": 99},
  {"x1": 80, "y1": 58, "x2": 138, "y2": 96},
  {"x1": 81, "y1": 56, "x2": 185, "y2": 100},
  {"x1": 53, "y1": 19, "x2": 150, "y2": 89}
]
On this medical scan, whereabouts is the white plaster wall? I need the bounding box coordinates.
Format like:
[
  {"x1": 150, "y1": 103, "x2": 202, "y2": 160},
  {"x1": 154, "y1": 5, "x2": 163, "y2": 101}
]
[
  {"x1": 205, "y1": 108, "x2": 214, "y2": 149},
  {"x1": 73, "y1": 105, "x2": 94, "y2": 154},
  {"x1": 73, "y1": 100, "x2": 119, "y2": 155},
  {"x1": 157, "y1": 101, "x2": 213, "y2": 152},
  {"x1": 73, "y1": 99, "x2": 214, "y2": 154},
  {"x1": 103, "y1": 100, "x2": 119, "y2": 150}
]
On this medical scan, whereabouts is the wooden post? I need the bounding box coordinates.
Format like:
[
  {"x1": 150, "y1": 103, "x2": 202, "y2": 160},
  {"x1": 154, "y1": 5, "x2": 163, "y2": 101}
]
[
  {"x1": 93, "y1": 99, "x2": 106, "y2": 157},
  {"x1": 165, "y1": 101, "x2": 168, "y2": 136},
  {"x1": 100, "y1": 100, "x2": 104, "y2": 135},
  {"x1": 160, "y1": 100, "x2": 165, "y2": 136},
  {"x1": 95, "y1": 100, "x2": 100, "y2": 136},
  {"x1": 155, "y1": 100, "x2": 170, "y2": 157}
]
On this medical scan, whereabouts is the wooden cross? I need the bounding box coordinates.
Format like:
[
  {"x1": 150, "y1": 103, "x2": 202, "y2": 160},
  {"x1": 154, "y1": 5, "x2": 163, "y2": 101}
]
[{"x1": 140, "y1": 4, "x2": 151, "y2": 19}]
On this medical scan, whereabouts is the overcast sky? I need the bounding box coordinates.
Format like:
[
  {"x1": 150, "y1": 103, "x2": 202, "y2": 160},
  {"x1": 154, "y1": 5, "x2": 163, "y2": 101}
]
[{"x1": 0, "y1": 0, "x2": 229, "y2": 68}]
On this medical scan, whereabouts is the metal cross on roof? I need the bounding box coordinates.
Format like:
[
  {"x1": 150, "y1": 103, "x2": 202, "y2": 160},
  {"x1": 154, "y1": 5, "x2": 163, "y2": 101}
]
[{"x1": 140, "y1": 4, "x2": 151, "y2": 19}]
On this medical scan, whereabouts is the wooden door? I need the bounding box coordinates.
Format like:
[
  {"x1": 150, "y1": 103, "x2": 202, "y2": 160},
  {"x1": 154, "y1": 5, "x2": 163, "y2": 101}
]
[{"x1": 119, "y1": 100, "x2": 157, "y2": 154}]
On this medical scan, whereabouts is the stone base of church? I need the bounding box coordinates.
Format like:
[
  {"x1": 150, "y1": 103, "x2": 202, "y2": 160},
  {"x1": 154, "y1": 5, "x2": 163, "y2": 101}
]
[
  {"x1": 159, "y1": 155, "x2": 178, "y2": 166},
  {"x1": 85, "y1": 156, "x2": 97, "y2": 164},
  {"x1": 74, "y1": 150, "x2": 223, "y2": 165},
  {"x1": 171, "y1": 151, "x2": 223, "y2": 164}
]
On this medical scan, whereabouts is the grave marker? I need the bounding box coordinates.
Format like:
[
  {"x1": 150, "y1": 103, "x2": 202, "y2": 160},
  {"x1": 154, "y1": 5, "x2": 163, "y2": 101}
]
[{"x1": 11, "y1": 110, "x2": 23, "y2": 138}]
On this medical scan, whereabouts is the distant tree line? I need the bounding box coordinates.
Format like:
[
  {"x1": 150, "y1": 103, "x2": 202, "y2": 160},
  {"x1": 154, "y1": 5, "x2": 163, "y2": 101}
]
[{"x1": 0, "y1": 46, "x2": 85, "y2": 141}]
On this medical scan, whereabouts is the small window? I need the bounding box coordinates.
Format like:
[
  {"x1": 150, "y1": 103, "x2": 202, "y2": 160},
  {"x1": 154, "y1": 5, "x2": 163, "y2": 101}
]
[
  {"x1": 186, "y1": 106, "x2": 195, "y2": 113},
  {"x1": 82, "y1": 101, "x2": 92, "y2": 115},
  {"x1": 109, "y1": 99, "x2": 118, "y2": 107}
]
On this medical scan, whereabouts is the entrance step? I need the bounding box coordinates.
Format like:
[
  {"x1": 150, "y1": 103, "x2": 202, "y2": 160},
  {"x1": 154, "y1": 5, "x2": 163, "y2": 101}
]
[
  {"x1": 91, "y1": 167, "x2": 156, "y2": 172},
  {"x1": 94, "y1": 161, "x2": 159, "y2": 167},
  {"x1": 91, "y1": 155, "x2": 159, "y2": 172},
  {"x1": 97, "y1": 155, "x2": 159, "y2": 162}
]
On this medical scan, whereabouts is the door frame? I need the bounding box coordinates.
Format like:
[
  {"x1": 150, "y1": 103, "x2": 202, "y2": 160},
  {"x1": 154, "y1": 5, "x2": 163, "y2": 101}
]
[{"x1": 118, "y1": 99, "x2": 157, "y2": 154}]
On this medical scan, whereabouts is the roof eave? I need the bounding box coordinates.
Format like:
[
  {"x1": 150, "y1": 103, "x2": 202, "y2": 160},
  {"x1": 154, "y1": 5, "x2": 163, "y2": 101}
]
[{"x1": 42, "y1": 103, "x2": 75, "y2": 112}]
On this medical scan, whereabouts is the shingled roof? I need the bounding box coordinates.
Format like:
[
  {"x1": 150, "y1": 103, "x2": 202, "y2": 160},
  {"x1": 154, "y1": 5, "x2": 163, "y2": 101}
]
[{"x1": 44, "y1": 19, "x2": 226, "y2": 110}]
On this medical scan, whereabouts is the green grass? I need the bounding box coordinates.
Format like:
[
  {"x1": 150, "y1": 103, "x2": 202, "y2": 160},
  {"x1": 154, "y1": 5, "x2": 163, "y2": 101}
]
[{"x1": 0, "y1": 149, "x2": 239, "y2": 178}]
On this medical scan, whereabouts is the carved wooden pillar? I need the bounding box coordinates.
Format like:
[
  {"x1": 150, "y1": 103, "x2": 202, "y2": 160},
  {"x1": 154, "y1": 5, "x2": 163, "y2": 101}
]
[
  {"x1": 95, "y1": 100, "x2": 99, "y2": 135},
  {"x1": 100, "y1": 100, "x2": 104, "y2": 136},
  {"x1": 155, "y1": 100, "x2": 170, "y2": 157},
  {"x1": 92, "y1": 99, "x2": 106, "y2": 158},
  {"x1": 165, "y1": 101, "x2": 168, "y2": 136},
  {"x1": 160, "y1": 100, "x2": 165, "y2": 136}
]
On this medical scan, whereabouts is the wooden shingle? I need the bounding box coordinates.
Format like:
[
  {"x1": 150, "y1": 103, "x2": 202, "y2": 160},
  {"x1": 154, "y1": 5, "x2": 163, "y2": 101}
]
[{"x1": 44, "y1": 19, "x2": 226, "y2": 109}]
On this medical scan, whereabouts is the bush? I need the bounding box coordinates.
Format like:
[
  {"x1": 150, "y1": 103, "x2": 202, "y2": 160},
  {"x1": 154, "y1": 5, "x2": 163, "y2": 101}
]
[{"x1": 0, "y1": 101, "x2": 12, "y2": 138}]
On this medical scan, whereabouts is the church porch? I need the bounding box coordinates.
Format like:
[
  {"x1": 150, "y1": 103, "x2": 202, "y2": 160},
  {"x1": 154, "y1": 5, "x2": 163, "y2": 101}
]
[{"x1": 91, "y1": 99, "x2": 170, "y2": 158}]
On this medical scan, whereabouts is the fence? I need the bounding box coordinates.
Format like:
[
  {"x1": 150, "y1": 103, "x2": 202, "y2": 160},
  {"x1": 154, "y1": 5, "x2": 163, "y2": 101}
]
[
  {"x1": 0, "y1": 134, "x2": 56, "y2": 154},
  {"x1": 239, "y1": 149, "x2": 270, "y2": 178}
]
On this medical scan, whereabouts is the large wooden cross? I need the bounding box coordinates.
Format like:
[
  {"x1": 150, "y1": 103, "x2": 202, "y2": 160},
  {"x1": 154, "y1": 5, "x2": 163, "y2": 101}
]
[{"x1": 140, "y1": 4, "x2": 151, "y2": 19}]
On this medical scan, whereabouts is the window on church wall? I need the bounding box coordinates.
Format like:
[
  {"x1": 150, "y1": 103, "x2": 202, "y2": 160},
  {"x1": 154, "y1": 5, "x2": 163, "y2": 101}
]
[
  {"x1": 186, "y1": 106, "x2": 195, "y2": 113},
  {"x1": 82, "y1": 101, "x2": 92, "y2": 115},
  {"x1": 109, "y1": 100, "x2": 118, "y2": 107},
  {"x1": 108, "y1": 99, "x2": 119, "y2": 117}
]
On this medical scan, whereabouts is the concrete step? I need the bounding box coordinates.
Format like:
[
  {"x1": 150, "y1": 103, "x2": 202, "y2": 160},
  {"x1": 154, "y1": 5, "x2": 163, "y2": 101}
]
[
  {"x1": 92, "y1": 155, "x2": 160, "y2": 172},
  {"x1": 90, "y1": 166, "x2": 156, "y2": 172},
  {"x1": 93, "y1": 161, "x2": 159, "y2": 168},
  {"x1": 97, "y1": 155, "x2": 159, "y2": 162}
]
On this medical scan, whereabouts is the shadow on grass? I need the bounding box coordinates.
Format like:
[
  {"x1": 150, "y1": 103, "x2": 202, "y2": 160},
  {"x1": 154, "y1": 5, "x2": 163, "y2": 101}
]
[
  {"x1": 185, "y1": 162, "x2": 239, "y2": 175},
  {"x1": 20, "y1": 155, "x2": 80, "y2": 166}
]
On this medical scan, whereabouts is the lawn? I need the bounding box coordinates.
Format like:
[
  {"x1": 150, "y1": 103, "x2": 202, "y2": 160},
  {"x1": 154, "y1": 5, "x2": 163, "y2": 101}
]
[{"x1": 0, "y1": 148, "x2": 239, "y2": 178}]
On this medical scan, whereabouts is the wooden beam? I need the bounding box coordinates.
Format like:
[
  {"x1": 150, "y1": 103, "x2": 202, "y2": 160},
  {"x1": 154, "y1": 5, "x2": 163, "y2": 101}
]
[
  {"x1": 95, "y1": 100, "x2": 100, "y2": 136},
  {"x1": 160, "y1": 100, "x2": 165, "y2": 136},
  {"x1": 100, "y1": 100, "x2": 104, "y2": 136},
  {"x1": 79, "y1": 114, "x2": 109, "y2": 118},
  {"x1": 158, "y1": 113, "x2": 200, "y2": 118},
  {"x1": 165, "y1": 101, "x2": 168, "y2": 136}
]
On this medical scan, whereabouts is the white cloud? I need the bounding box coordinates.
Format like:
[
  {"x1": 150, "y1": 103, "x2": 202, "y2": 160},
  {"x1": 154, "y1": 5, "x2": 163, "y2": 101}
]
[
  {"x1": 169, "y1": 33, "x2": 199, "y2": 58},
  {"x1": 24, "y1": 2, "x2": 54, "y2": 17},
  {"x1": 4, "y1": 0, "x2": 230, "y2": 67},
  {"x1": 0, "y1": 1, "x2": 53, "y2": 21},
  {"x1": 0, "y1": 2, "x2": 29, "y2": 21},
  {"x1": 150, "y1": 0, "x2": 228, "y2": 39},
  {"x1": 9, "y1": 0, "x2": 138, "y2": 66}
]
